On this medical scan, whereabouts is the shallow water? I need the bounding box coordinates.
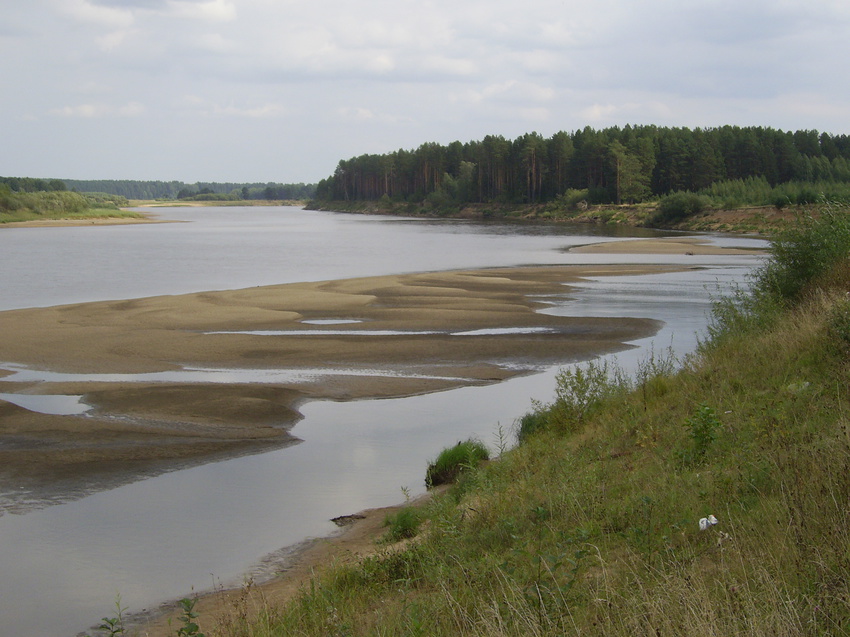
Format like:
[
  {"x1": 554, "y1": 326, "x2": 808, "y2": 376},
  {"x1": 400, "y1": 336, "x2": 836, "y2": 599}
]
[{"x1": 0, "y1": 207, "x2": 764, "y2": 636}]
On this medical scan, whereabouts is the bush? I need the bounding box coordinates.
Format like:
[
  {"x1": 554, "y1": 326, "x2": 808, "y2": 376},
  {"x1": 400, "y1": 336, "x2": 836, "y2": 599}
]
[
  {"x1": 652, "y1": 191, "x2": 710, "y2": 224},
  {"x1": 425, "y1": 439, "x2": 489, "y2": 487},
  {"x1": 516, "y1": 409, "x2": 551, "y2": 444},
  {"x1": 758, "y1": 202, "x2": 850, "y2": 304}
]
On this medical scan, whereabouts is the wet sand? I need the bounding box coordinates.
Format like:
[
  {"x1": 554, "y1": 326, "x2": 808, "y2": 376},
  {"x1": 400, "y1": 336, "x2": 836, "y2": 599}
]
[{"x1": 569, "y1": 236, "x2": 762, "y2": 255}]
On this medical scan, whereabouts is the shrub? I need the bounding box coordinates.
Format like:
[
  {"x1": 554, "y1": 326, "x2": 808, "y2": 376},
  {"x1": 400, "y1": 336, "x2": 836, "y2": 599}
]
[
  {"x1": 678, "y1": 403, "x2": 721, "y2": 466},
  {"x1": 516, "y1": 409, "x2": 551, "y2": 444},
  {"x1": 652, "y1": 191, "x2": 710, "y2": 224},
  {"x1": 758, "y1": 202, "x2": 850, "y2": 304},
  {"x1": 425, "y1": 439, "x2": 489, "y2": 487}
]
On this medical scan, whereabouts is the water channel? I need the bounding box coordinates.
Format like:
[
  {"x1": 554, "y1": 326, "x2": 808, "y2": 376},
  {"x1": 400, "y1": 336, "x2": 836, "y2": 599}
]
[{"x1": 0, "y1": 207, "x2": 765, "y2": 636}]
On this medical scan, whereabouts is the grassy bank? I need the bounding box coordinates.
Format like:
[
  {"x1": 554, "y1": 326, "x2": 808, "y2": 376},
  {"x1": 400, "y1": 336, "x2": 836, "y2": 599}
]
[
  {"x1": 0, "y1": 188, "x2": 144, "y2": 224},
  {"x1": 180, "y1": 204, "x2": 850, "y2": 636}
]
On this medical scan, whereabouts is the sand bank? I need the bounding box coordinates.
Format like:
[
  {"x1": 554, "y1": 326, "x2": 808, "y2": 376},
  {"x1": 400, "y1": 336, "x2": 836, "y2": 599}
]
[
  {"x1": 0, "y1": 264, "x2": 679, "y2": 511},
  {"x1": 570, "y1": 236, "x2": 763, "y2": 255}
]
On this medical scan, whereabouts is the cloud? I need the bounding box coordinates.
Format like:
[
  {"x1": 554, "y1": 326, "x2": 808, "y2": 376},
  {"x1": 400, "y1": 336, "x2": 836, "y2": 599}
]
[
  {"x1": 50, "y1": 101, "x2": 146, "y2": 118},
  {"x1": 59, "y1": 0, "x2": 134, "y2": 27},
  {"x1": 164, "y1": 0, "x2": 236, "y2": 22}
]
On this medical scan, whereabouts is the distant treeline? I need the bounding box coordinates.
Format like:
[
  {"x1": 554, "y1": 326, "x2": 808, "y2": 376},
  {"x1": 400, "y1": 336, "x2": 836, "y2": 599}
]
[
  {"x1": 314, "y1": 125, "x2": 850, "y2": 207},
  {"x1": 62, "y1": 179, "x2": 316, "y2": 201},
  {"x1": 0, "y1": 177, "x2": 316, "y2": 201}
]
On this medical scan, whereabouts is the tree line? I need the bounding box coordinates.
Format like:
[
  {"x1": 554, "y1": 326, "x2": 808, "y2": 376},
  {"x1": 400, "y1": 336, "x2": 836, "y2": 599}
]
[
  {"x1": 314, "y1": 125, "x2": 850, "y2": 207},
  {"x1": 0, "y1": 177, "x2": 316, "y2": 201},
  {"x1": 62, "y1": 179, "x2": 316, "y2": 201}
]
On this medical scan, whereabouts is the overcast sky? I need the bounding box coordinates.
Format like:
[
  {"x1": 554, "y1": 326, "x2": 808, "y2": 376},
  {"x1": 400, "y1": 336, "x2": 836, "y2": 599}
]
[{"x1": 2, "y1": 0, "x2": 849, "y2": 184}]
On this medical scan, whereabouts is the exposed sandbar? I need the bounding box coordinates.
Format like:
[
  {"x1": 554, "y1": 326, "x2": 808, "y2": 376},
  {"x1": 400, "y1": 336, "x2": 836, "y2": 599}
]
[
  {"x1": 0, "y1": 264, "x2": 675, "y2": 510},
  {"x1": 570, "y1": 236, "x2": 764, "y2": 255}
]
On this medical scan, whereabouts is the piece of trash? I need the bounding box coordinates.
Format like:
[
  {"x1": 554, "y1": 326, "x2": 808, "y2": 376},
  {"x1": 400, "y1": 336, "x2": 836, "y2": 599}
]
[{"x1": 698, "y1": 514, "x2": 718, "y2": 531}]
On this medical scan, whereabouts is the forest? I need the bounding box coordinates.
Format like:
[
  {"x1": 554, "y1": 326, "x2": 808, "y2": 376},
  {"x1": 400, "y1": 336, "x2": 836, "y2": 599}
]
[{"x1": 314, "y1": 125, "x2": 850, "y2": 209}]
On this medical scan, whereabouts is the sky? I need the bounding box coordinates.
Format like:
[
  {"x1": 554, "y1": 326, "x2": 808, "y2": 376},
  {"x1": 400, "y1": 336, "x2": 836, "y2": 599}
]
[{"x1": 2, "y1": 0, "x2": 849, "y2": 185}]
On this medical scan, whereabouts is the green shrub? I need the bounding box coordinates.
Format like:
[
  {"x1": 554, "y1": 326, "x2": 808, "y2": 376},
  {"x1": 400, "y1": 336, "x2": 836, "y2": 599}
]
[
  {"x1": 652, "y1": 191, "x2": 710, "y2": 224},
  {"x1": 759, "y1": 202, "x2": 850, "y2": 304},
  {"x1": 425, "y1": 439, "x2": 489, "y2": 487},
  {"x1": 677, "y1": 403, "x2": 721, "y2": 466},
  {"x1": 516, "y1": 409, "x2": 551, "y2": 444}
]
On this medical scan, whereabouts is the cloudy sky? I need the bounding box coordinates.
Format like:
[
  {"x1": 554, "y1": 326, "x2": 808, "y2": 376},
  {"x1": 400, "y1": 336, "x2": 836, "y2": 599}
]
[{"x1": 2, "y1": 0, "x2": 849, "y2": 184}]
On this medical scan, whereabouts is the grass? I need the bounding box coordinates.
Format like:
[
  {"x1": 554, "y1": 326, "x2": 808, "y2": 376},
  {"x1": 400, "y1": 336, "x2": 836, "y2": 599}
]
[
  {"x1": 424, "y1": 438, "x2": 490, "y2": 487},
  {"x1": 95, "y1": 202, "x2": 850, "y2": 636}
]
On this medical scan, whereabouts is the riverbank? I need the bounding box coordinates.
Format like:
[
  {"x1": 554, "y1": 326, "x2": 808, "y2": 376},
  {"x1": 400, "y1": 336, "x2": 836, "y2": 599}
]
[{"x1": 160, "y1": 206, "x2": 850, "y2": 636}]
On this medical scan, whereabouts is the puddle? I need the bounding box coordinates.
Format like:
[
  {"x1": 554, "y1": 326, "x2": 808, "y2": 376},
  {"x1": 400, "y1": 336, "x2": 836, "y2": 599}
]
[
  {"x1": 300, "y1": 319, "x2": 364, "y2": 325},
  {"x1": 208, "y1": 327, "x2": 557, "y2": 337},
  {"x1": 0, "y1": 363, "x2": 473, "y2": 387},
  {"x1": 0, "y1": 392, "x2": 91, "y2": 416}
]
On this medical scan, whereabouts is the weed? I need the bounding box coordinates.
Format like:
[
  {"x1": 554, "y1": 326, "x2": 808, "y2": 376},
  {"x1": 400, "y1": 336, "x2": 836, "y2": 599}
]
[
  {"x1": 383, "y1": 506, "x2": 423, "y2": 542},
  {"x1": 89, "y1": 595, "x2": 127, "y2": 637},
  {"x1": 175, "y1": 598, "x2": 206, "y2": 637},
  {"x1": 678, "y1": 403, "x2": 722, "y2": 466}
]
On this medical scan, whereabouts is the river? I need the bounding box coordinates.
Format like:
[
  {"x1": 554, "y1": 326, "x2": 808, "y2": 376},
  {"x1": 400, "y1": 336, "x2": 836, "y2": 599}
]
[{"x1": 0, "y1": 207, "x2": 764, "y2": 636}]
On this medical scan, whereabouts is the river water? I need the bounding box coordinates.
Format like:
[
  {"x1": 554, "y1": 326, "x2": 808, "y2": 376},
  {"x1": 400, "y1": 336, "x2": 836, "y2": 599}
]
[{"x1": 0, "y1": 207, "x2": 764, "y2": 636}]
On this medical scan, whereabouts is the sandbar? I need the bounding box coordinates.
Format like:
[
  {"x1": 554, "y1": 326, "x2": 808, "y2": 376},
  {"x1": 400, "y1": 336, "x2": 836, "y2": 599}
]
[
  {"x1": 570, "y1": 236, "x2": 763, "y2": 255},
  {"x1": 0, "y1": 264, "x2": 677, "y2": 512}
]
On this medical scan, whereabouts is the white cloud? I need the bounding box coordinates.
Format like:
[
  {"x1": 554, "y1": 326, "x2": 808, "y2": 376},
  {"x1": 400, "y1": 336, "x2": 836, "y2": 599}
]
[
  {"x1": 164, "y1": 0, "x2": 236, "y2": 22},
  {"x1": 60, "y1": 0, "x2": 134, "y2": 27},
  {"x1": 50, "y1": 101, "x2": 146, "y2": 118},
  {"x1": 211, "y1": 103, "x2": 285, "y2": 118}
]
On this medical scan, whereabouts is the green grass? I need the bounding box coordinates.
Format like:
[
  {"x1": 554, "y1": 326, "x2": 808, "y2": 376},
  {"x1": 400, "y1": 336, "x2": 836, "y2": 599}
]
[{"x1": 424, "y1": 438, "x2": 490, "y2": 487}]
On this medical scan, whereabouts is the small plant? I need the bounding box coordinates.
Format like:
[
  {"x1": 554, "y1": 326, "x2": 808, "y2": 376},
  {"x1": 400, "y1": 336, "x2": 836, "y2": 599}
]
[
  {"x1": 175, "y1": 598, "x2": 206, "y2": 637},
  {"x1": 552, "y1": 358, "x2": 624, "y2": 429},
  {"x1": 425, "y1": 438, "x2": 489, "y2": 487},
  {"x1": 515, "y1": 407, "x2": 551, "y2": 443},
  {"x1": 383, "y1": 506, "x2": 423, "y2": 542},
  {"x1": 89, "y1": 595, "x2": 127, "y2": 637},
  {"x1": 679, "y1": 403, "x2": 721, "y2": 466},
  {"x1": 828, "y1": 295, "x2": 850, "y2": 345}
]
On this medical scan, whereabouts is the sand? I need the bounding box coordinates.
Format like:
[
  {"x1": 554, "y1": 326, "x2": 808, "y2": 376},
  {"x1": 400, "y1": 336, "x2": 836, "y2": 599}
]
[{"x1": 0, "y1": 264, "x2": 683, "y2": 513}]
